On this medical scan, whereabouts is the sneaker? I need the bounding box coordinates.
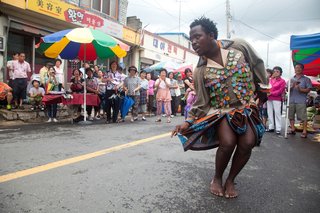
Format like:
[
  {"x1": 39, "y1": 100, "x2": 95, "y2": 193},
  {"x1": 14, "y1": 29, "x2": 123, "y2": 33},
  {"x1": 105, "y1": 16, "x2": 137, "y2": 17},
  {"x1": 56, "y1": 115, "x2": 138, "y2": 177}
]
[
  {"x1": 40, "y1": 106, "x2": 45, "y2": 111},
  {"x1": 276, "y1": 131, "x2": 281, "y2": 135},
  {"x1": 30, "y1": 106, "x2": 35, "y2": 111},
  {"x1": 95, "y1": 115, "x2": 101, "y2": 120},
  {"x1": 170, "y1": 115, "x2": 174, "y2": 118},
  {"x1": 162, "y1": 114, "x2": 166, "y2": 117},
  {"x1": 134, "y1": 117, "x2": 138, "y2": 121},
  {"x1": 142, "y1": 117, "x2": 146, "y2": 121},
  {"x1": 6, "y1": 104, "x2": 12, "y2": 110},
  {"x1": 53, "y1": 118, "x2": 58, "y2": 122},
  {"x1": 47, "y1": 118, "x2": 52, "y2": 123},
  {"x1": 265, "y1": 129, "x2": 274, "y2": 132},
  {"x1": 130, "y1": 118, "x2": 134, "y2": 122},
  {"x1": 88, "y1": 116, "x2": 94, "y2": 121}
]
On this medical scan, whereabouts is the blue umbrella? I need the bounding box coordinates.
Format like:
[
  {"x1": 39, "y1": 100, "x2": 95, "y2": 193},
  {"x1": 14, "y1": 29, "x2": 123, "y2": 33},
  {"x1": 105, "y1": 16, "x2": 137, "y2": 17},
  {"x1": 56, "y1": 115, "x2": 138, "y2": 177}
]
[
  {"x1": 146, "y1": 61, "x2": 180, "y2": 72},
  {"x1": 121, "y1": 96, "x2": 135, "y2": 119}
]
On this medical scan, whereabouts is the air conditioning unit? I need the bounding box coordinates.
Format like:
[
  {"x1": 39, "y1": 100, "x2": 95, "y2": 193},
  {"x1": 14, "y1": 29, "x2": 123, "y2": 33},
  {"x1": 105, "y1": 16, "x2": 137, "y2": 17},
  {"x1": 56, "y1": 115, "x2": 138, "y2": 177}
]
[{"x1": 0, "y1": 36, "x2": 5, "y2": 52}]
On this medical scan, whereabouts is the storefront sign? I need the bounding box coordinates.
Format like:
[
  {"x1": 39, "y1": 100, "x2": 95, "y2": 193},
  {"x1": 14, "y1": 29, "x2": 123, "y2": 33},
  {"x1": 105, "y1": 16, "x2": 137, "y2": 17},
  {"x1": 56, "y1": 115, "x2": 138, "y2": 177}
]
[
  {"x1": 26, "y1": 0, "x2": 123, "y2": 38},
  {"x1": 64, "y1": 8, "x2": 104, "y2": 28},
  {"x1": 151, "y1": 38, "x2": 177, "y2": 55},
  {"x1": 123, "y1": 27, "x2": 139, "y2": 45},
  {"x1": 2, "y1": 0, "x2": 26, "y2": 9}
]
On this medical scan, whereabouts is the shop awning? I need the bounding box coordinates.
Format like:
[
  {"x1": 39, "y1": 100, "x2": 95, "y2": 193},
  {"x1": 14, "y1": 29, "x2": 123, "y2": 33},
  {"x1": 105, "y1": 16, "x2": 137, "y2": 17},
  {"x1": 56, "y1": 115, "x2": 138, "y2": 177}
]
[{"x1": 290, "y1": 33, "x2": 320, "y2": 76}]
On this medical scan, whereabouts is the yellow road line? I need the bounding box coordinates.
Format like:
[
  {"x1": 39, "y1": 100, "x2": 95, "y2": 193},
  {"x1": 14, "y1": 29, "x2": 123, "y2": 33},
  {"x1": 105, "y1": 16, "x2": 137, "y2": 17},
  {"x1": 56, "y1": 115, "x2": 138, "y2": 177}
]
[{"x1": 0, "y1": 132, "x2": 171, "y2": 184}]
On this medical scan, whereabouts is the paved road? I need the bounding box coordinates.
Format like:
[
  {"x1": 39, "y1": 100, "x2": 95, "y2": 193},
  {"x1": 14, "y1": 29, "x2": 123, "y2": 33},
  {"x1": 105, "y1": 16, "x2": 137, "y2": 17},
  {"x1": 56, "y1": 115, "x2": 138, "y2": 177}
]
[{"x1": 0, "y1": 117, "x2": 319, "y2": 213}]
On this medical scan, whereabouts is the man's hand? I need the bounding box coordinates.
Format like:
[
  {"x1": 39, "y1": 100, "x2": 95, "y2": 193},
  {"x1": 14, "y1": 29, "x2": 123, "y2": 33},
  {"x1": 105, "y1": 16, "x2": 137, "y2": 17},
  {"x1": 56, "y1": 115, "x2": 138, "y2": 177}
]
[{"x1": 171, "y1": 122, "x2": 190, "y2": 138}]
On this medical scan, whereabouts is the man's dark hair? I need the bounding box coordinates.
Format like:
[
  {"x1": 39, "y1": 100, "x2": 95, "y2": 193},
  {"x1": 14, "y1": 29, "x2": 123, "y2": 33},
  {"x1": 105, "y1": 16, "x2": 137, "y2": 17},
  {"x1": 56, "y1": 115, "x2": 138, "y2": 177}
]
[
  {"x1": 190, "y1": 16, "x2": 218, "y2": 39},
  {"x1": 19, "y1": 52, "x2": 25, "y2": 56},
  {"x1": 295, "y1": 62, "x2": 304, "y2": 70},
  {"x1": 13, "y1": 52, "x2": 19, "y2": 56}
]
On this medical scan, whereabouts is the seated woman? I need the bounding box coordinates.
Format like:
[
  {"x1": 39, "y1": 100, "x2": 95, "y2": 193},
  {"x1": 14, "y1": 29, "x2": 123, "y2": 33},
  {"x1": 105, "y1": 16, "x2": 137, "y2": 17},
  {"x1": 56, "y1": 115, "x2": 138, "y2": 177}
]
[
  {"x1": 70, "y1": 69, "x2": 84, "y2": 93},
  {"x1": 85, "y1": 68, "x2": 99, "y2": 121},
  {"x1": 0, "y1": 82, "x2": 13, "y2": 110},
  {"x1": 29, "y1": 79, "x2": 45, "y2": 111},
  {"x1": 70, "y1": 69, "x2": 84, "y2": 122}
]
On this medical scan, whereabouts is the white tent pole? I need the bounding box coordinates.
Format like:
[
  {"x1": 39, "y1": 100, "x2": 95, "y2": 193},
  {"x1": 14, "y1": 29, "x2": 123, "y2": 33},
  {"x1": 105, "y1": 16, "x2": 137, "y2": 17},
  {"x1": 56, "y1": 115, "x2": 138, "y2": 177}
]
[
  {"x1": 284, "y1": 53, "x2": 293, "y2": 139},
  {"x1": 83, "y1": 43, "x2": 87, "y2": 122}
]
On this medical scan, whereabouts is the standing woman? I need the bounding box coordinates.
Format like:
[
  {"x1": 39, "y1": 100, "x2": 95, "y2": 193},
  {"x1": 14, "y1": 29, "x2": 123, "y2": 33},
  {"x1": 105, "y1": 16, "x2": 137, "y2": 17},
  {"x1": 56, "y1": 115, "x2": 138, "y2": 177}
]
[
  {"x1": 123, "y1": 66, "x2": 141, "y2": 122},
  {"x1": 103, "y1": 61, "x2": 122, "y2": 123},
  {"x1": 266, "y1": 66, "x2": 286, "y2": 134},
  {"x1": 96, "y1": 70, "x2": 106, "y2": 118},
  {"x1": 93, "y1": 65, "x2": 100, "y2": 78},
  {"x1": 139, "y1": 70, "x2": 149, "y2": 121},
  {"x1": 147, "y1": 73, "x2": 155, "y2": 116},
  {"x1": 45, "y1": 67, "x2": 60, "y2": 122},
  {"x1": 177, "y1": 74, "x2": 186, "y2": 116},
  {"x1": 184, "y1": 68, "x2": 194, "y2": 91},
  {"x1": 54, "y1": 59, "x2": 64, "y2": 89},
  {"x1": 154, "y1": 69, "x2": 172, "y2": 123},
  {"x1": 168, "y1": 72, "x2": 179, "y2": 117}
]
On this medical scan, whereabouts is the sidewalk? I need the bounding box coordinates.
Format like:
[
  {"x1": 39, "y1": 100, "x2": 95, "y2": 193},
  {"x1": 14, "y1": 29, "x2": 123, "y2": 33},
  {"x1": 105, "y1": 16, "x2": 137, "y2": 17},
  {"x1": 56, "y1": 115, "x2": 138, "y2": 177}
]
[{"x1": 0, "y1": 105, "x2": 70, "y2": 127}]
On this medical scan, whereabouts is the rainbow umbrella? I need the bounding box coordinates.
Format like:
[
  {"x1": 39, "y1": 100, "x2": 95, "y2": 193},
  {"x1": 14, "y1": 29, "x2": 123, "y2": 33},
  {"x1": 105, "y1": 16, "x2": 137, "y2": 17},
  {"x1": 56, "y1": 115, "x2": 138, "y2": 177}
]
[
  {"x1": 290, "y1": 33, "x2": 320, "y2": 76},
  {"x1": 36, "y1": 28, "x2": 128, "y2": 123},
  {"x1": 36, "y1": 28, "x2": 128, "y2": 60}
]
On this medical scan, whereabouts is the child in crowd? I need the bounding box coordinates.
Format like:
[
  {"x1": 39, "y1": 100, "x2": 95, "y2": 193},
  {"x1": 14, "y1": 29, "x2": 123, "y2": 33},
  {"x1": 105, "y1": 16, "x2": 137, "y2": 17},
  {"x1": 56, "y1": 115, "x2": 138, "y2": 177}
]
[{"x1": 29, "y1": 79, "x2": 45, "y2": 111}]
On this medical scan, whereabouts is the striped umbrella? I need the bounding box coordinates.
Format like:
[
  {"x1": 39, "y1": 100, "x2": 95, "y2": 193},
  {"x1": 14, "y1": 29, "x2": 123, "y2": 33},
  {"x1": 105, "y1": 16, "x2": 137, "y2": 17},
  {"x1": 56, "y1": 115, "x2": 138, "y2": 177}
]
[
  {"x1": 36, "y1": 28, "x2": 128, "y2": 123},
  {"x1": 36, "y1": 28, "x2": 128, "y2": 60}
]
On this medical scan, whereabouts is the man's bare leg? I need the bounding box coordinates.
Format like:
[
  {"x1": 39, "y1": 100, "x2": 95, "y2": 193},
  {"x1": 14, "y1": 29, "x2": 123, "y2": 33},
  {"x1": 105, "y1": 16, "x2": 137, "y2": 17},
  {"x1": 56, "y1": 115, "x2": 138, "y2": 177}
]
[
  {"x1": 7, "y1": 92, "x2": 13, "y2": 105},
  {"x1": 224, "y1": 120, "x2": 255, "y2": 198},
  {"x1": 302, "y1": 120, "x2": 308, "y2": 137},
  {"x1": 211, "y1": 118, "x2": 237, "y2": 197},
  {"x1": 290, "y1": 119, "x2": 295, "y2": 132}
]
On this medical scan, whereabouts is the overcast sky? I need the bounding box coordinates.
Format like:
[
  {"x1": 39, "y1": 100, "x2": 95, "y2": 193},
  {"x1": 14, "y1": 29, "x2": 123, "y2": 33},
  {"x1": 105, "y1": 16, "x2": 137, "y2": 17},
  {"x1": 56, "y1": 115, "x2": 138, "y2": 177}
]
[{"x1": 127, "y1": 0, "x2": 320, "y2": 78}]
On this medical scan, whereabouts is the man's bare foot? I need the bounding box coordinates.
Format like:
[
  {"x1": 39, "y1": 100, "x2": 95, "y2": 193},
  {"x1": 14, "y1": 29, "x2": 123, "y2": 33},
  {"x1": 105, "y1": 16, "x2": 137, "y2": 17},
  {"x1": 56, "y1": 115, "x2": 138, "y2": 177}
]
[
  {"x1": 224, "y1": 180, "x2": 238, "y2": 199},
  {"x1": 210, "y1": 177, "x2": 224, "y2": 197}
]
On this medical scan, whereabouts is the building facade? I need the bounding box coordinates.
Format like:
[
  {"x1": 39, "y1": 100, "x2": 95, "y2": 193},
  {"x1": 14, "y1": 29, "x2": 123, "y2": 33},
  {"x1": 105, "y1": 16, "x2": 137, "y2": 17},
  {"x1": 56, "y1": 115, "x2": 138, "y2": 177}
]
[
  {"x1": 0, "y1": 0, "x2": 140, "y2": 82},
  {"x1": 0, "y1": 1, "x2": 198, "y2": 83}
]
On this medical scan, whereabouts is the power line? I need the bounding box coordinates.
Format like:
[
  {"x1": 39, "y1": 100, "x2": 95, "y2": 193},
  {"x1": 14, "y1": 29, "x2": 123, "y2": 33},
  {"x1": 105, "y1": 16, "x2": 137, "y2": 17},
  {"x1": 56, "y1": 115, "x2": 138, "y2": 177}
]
[{"x1": 234, "y1": 19, "x2": 289, "y2": 45}]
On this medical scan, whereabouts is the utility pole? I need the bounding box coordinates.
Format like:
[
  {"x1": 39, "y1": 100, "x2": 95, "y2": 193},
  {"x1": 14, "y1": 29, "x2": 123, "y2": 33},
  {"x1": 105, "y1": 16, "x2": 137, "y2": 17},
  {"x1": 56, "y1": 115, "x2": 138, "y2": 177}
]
[
  {"x1": 266, "y1": 42, "x2": 269, "y2": 68},
  {"x1": 226, "y1": 0, "x2": 232, "y2": 39},
  {"x1": 177, "y1": 0, "x2": 182, "y2": 44}
]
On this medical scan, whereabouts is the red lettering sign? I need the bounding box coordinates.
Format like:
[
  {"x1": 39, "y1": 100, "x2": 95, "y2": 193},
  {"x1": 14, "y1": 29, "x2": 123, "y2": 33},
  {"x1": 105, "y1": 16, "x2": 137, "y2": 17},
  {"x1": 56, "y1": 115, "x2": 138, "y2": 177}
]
[{"x1": 64, "y1": 8, "x2": 104, "y2": 29}]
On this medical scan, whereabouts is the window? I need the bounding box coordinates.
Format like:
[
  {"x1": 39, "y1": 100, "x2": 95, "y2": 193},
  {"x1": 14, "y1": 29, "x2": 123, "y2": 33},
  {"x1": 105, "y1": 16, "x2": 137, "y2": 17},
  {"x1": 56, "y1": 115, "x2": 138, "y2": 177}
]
[
  {"x1": 110, "y1": 0, "x2": 116, "y2": 17},
  {"x1": 91, "y1": 0, "x2": 118, "y2": 18},
  {"x1": 92, "y1": 0, "x2": 101, "y2": 11},
  {"x1": 102, "y1": 0, "x2": 110, "y2": 15}
]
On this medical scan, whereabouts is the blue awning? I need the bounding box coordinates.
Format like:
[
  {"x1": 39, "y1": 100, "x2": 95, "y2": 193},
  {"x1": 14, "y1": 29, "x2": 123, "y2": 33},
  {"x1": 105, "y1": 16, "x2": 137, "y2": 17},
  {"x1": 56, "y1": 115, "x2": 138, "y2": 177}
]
[{"x1": 290, "y1": 33, "x2": 320, "y2": 50}]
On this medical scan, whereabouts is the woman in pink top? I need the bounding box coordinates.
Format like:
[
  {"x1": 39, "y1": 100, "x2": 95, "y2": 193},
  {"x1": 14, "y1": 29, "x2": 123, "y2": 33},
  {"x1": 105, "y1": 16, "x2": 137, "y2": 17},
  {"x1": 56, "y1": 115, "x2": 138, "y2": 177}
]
[
  {"x1": 154, "y1": 69, "x2": 172, "y2": 123},
  {"x1": 147, "y1": 73, "x2": 155, "y2": 115},
  {"x1": 266, "y1": 66, "x2": 286, "y2": 134}
]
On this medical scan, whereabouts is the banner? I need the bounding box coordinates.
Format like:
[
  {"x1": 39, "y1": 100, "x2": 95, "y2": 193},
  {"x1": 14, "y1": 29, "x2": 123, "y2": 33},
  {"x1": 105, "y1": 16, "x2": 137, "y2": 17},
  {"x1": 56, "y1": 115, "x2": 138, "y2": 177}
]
[{"x1": 26, "y1": 0, "x2": 123, "y2": 38}]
